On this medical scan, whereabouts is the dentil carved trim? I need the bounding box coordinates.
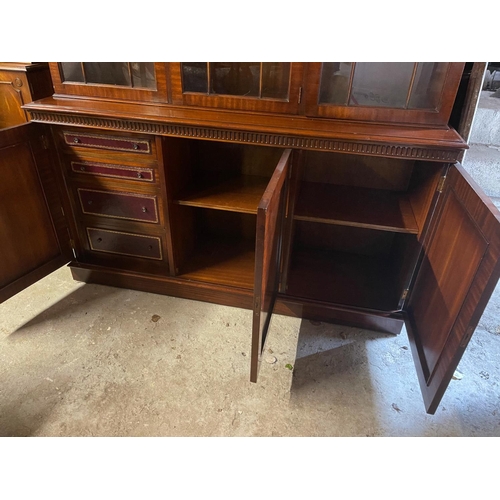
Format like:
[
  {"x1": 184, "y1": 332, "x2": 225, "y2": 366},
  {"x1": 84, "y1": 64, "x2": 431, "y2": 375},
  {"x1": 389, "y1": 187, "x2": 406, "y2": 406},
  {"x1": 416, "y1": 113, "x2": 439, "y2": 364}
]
[{"x1": 28, "y1": 110, "x2": 461, "y2": 162}]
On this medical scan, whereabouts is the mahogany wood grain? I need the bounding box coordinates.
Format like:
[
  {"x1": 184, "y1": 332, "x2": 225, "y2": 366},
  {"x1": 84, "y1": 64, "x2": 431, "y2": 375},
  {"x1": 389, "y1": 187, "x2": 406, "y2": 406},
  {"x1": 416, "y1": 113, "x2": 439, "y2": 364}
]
[
  {"x1": 286, "y1": 248, "x2": 401, "y2": 312},
  {"x1": 274, "y1": 296, "x2": 404, "y2": 336},
  {"x1": 278, "y1": 149, "x2": 303, "y2": 293},
  {"x1": 70, "y1": 263, "x2": 254, "y2": 310},
  {"x1": 301, "y1": 151, "x2": 415, "y2": 191},
  {"x1": 407, "y1": 162, "x2": 447, "y2": 236},
  {"x1": 168, "y1": 63, "x2": 304, "y2": 115},
  {"x1": 303, "y1": 63, "x2": 465, "y2": 126},
  {"x1": 0, "y1": 123, "x2": 69, "y2": 303},
  {"x1": 251, "y1": 149, "x2": 291, "y2": 382},
  {"x1": 49, "y1": 62, "x2": 168, "y2": 103},
  {"x1": 179, "y1": 237, "x2": 255, "y2": 289},
  {"x1": 176, "y1": 175, "x2": 270, "y2": 214},
  {"x1": 24, "y1": 96, "x2": 467, "y2": 153},
  {"x1": 294, "y1": 182, "x2": 419, "y2": 234},
  {"x1": 0, "y1": 63, "x2": 53, "y2": 129},
  {"x1": 406, "y1": 163, "x2": 500, "y2": 414}
]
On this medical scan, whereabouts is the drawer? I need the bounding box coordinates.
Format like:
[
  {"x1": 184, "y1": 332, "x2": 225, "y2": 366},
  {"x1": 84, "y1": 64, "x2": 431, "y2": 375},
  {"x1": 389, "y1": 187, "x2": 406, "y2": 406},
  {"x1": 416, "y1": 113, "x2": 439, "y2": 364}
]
[
  {"x1": 70, "y1": 160, "x2": 156, "y2": 183},
  {"x1": 77, "y1": 188, "x2": 159, "y2": 223},
  {"x1": 61, "y1": 130, "x2": 153, "y2": 155},
  {"x1": 86, "y1": 227, "x2": 163, "y2": 260}
]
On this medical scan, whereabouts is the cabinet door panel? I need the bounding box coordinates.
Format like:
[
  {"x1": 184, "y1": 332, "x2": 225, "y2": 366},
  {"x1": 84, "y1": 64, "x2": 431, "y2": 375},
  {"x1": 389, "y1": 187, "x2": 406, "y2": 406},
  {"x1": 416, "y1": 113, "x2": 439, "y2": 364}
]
[
  {"x1": 250, "y1": 149, "x2": 291, "y2": 382},
  {"x1": 405, "y1": 163, "x2": 500, "y2": 413},
  {"x1": 0, "y1": 123, "x2": 70, "y2": 303},
  {"x1": 304, "y1": 62, "x2": 464, "y2": 126},
  {"x1": 169, "y1": 63, "x2": 304, "y2": 114},
  {"x1": 50, "y1": 62, "x2": 168, "y2": 103}
]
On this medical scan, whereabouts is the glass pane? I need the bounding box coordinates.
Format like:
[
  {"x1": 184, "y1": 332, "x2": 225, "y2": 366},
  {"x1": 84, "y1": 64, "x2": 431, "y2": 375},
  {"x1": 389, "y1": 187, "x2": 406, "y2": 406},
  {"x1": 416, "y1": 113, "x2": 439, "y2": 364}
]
[
  {"x1": 408, "y1": 62, "x2": 449, "y2": 110},
  {"x1": 131, "y1": 62, "x2": 156, "y2": 89},
  {"x1": 318, "y1": 62, "x2": 353, "y2": 105},
  {"x1": 83, "y1": 63, "x2": 131, "y2": 86},
  {"x1": 61, "y1": 62, "x2": 84, "y2": 83},
  {"x1": 182, "y1": 63, "x2": 208, "y2": 93},
  {"x1": 210, "y1": 63, "x2": 260, "y2": 96},
  {"x1": 261, "y1": 63, "x2": 290, "y2": 99},
  {"x1": 350, "y1": 63, "x2": 415, "y2": 108}
]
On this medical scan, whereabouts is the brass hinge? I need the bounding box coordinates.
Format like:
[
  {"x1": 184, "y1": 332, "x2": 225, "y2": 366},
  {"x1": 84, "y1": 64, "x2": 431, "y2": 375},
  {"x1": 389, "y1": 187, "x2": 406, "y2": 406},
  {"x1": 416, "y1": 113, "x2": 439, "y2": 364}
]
[
  {"x1": 40, "y1": 135, "x2": 50, "y2": 150},
  {"x1": 298, "y1": 87, "x2": 303, "y2": 104},
  {"x1": 437, "y1": 175, "x2": 447, "y2": 193},
  {"x1": 401, "y1": 288, "x2": 410, "y2": 301}
]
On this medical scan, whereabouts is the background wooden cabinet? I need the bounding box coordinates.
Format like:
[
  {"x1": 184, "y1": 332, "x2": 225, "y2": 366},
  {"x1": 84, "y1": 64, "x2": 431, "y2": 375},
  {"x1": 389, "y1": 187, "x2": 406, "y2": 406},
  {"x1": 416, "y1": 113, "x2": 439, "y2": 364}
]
[{"x1": 0, "y1": 63, "x2": 53, "y2": 129}]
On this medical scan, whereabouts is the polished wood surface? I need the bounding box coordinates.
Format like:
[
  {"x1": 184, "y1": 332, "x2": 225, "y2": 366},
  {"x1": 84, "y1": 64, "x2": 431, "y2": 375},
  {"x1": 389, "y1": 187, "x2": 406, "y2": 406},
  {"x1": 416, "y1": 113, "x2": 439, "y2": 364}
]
[
  {"x1": 294, "y1": 182, "x2": 419, "y2": 233},
  {"x1": 303, "y1": 63, "x2": 465, "y2": 126},
  {"x1": 24, "y1": 96, "x2": 467, "y2": 159},
  {"x1": 287, "y1": 248, "x2": 401, "y2": 312},
  {"x1": 6, "y1": 62, "x2": 499, "y2": 414},
  {"x1": 0, "y1": 63, "x2": 53, "y2": 129},
  {"x1": 179, "y1": 237, "x2": 255, "y2": 289},
  {"x1": 251, "y1": 149, "x2": 291, "y2": 382},
  {"x1": 49, "y1": 62, "x2": 168, "y2": 103},
  {"x1": 406, "y1": 163, "x2": 500, "y2": 413},
  {"x1": 176, "y1": 175, "x2": 269, "y2": 214},
  {"x1": 168, "y1": 63, "x2": 304, "y2": 114},
  {"x1": 0, "y1": 123, "x2": 69, "y2": 302}
]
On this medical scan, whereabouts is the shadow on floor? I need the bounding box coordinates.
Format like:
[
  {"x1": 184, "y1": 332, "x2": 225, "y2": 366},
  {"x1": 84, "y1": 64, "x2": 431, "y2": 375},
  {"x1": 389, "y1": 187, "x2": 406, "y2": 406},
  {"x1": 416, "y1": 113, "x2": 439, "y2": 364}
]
[
  {"x1": 289, "y1": 319, "x2": 394, "y2": 420},
  {"x1": 7, "y1": 283, "x2": 123, "y2": 338}
]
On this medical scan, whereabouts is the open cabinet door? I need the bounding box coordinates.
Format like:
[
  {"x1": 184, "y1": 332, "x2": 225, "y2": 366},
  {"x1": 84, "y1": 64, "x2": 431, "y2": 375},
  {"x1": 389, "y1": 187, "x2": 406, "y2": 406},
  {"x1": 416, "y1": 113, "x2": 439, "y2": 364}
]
[
  {"x1": 0, "y1": 123, "x2": 71, "y2": 303},
  {"x1": 250, "y1": 149, "x2": 291, "y2": 382},
  {"x1": 405, "y1": 163, "x2": 500, "y2": 414}
]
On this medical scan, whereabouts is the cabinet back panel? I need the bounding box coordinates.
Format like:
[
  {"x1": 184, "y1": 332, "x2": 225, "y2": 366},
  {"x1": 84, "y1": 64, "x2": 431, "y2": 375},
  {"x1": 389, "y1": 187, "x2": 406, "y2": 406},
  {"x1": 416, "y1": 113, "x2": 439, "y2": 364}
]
[
  {"x1": 190, "y1": 141, "x2": 283, "y2": 178},
  {"x1": 302, "y1": 151, "x2": 414, "y2": 191},
  {"x1": 293, "y1": 221, "x2": 395, "y2": 256},
  {"x1": 196, "y1": 209, "x2": 257, "y2": 241}
]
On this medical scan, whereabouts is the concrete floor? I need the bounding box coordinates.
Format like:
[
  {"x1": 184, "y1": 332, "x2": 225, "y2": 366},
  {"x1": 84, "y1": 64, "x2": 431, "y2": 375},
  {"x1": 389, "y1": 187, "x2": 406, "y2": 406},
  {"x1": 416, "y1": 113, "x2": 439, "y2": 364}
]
[{"x1": 1, "y1": 262, "x2": 500, "y2": 437}]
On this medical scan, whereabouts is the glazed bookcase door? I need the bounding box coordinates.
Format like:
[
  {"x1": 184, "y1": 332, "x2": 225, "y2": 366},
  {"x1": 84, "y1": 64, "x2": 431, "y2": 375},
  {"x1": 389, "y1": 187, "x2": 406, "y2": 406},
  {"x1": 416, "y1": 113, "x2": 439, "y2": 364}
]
[
  {"x1": 50, "y1": 63, "x2": 168, "y2": 103},
  {"x1": 405, "y1": 163, "x2": 500, "y2": 414},
  {"x1": 169, "y1": 63, "x2": 304, "y2": 114},
  {"x1": 303, "y1": 62, "x2": 465, "y2": 126},
  {"x1": 251, "y1": 149, "x2": 291, "y2": 382},
  {"x1": 0, "y1": 123, "x2": 71, "y2": 303}
]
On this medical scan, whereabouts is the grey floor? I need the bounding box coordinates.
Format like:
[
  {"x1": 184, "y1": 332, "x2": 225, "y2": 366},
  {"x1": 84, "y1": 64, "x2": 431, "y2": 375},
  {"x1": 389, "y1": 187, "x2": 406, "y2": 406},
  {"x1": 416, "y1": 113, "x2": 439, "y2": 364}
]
[{"x1": 1, "y1": 263, "x2": 500, "y2": 437}]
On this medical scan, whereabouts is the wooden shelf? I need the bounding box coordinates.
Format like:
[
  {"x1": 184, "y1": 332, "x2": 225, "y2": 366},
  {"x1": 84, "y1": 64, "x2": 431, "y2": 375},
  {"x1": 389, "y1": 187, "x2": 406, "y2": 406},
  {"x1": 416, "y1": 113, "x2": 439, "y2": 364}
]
[
  {"x1": 286, "y1": 248, "x2": 401, "y2": 312},
  {"x1": 176, "y1": 175, "x2": 269, "y2": 214},
  {"x1": 294, "y1": 182, "x2": 419, "y2": 234},
  {"x1": 179, "y1": 237, "x2": 255, "y2": 289}
]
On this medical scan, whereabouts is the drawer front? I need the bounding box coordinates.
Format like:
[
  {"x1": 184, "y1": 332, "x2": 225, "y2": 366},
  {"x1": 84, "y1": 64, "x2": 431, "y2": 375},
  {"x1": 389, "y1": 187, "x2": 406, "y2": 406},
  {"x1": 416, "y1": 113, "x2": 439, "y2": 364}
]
[
  {"x1": 78, "y1": 188, "x2": 159, "y2": 223},
  {"x1": 87, "y1": 227, "x2": 163, "y2": 260},
  {"x1": 71, "y1": 160, "x2": 155, "y2": 183},
  {"x1": 63, "y1": 131, "x2": 152, "y2": 154}
]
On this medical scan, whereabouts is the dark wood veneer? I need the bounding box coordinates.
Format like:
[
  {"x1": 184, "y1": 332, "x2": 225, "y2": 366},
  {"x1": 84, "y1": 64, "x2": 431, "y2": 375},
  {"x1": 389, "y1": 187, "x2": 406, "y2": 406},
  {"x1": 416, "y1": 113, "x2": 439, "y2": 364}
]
[{"x1": 5, "y1": 62, "x2": 497, "y2": 414}]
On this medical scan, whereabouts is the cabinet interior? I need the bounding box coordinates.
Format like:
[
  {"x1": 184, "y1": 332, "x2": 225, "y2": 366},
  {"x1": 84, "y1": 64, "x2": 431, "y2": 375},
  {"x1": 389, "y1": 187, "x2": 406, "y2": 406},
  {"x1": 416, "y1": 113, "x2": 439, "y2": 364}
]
[
  {"x1": 165, "y1": 138, "x2": 284, "y2": 288},
  {"x1": 285, "y1": 152, "x2": 444, "y2": 312}
]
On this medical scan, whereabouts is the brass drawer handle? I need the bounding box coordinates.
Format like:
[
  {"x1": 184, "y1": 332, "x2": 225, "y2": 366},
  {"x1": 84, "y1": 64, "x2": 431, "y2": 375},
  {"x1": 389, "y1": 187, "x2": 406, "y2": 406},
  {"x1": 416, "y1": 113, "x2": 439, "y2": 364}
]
[
  {"x1": 133, "y1": 143, "x2": 139, "y2": 150},
  {"x1": 137, "y1": 172, "x2": 143, "y2": 179},
  {"x1": 73, "y1": 137, "x2": 81, "y2": 144},
  {"x1": 97, "y1": 238, "x2": 102, "y2": 243},
  {"x1": 142, "y1": 207, "x2": 147, "y2": 213}
]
